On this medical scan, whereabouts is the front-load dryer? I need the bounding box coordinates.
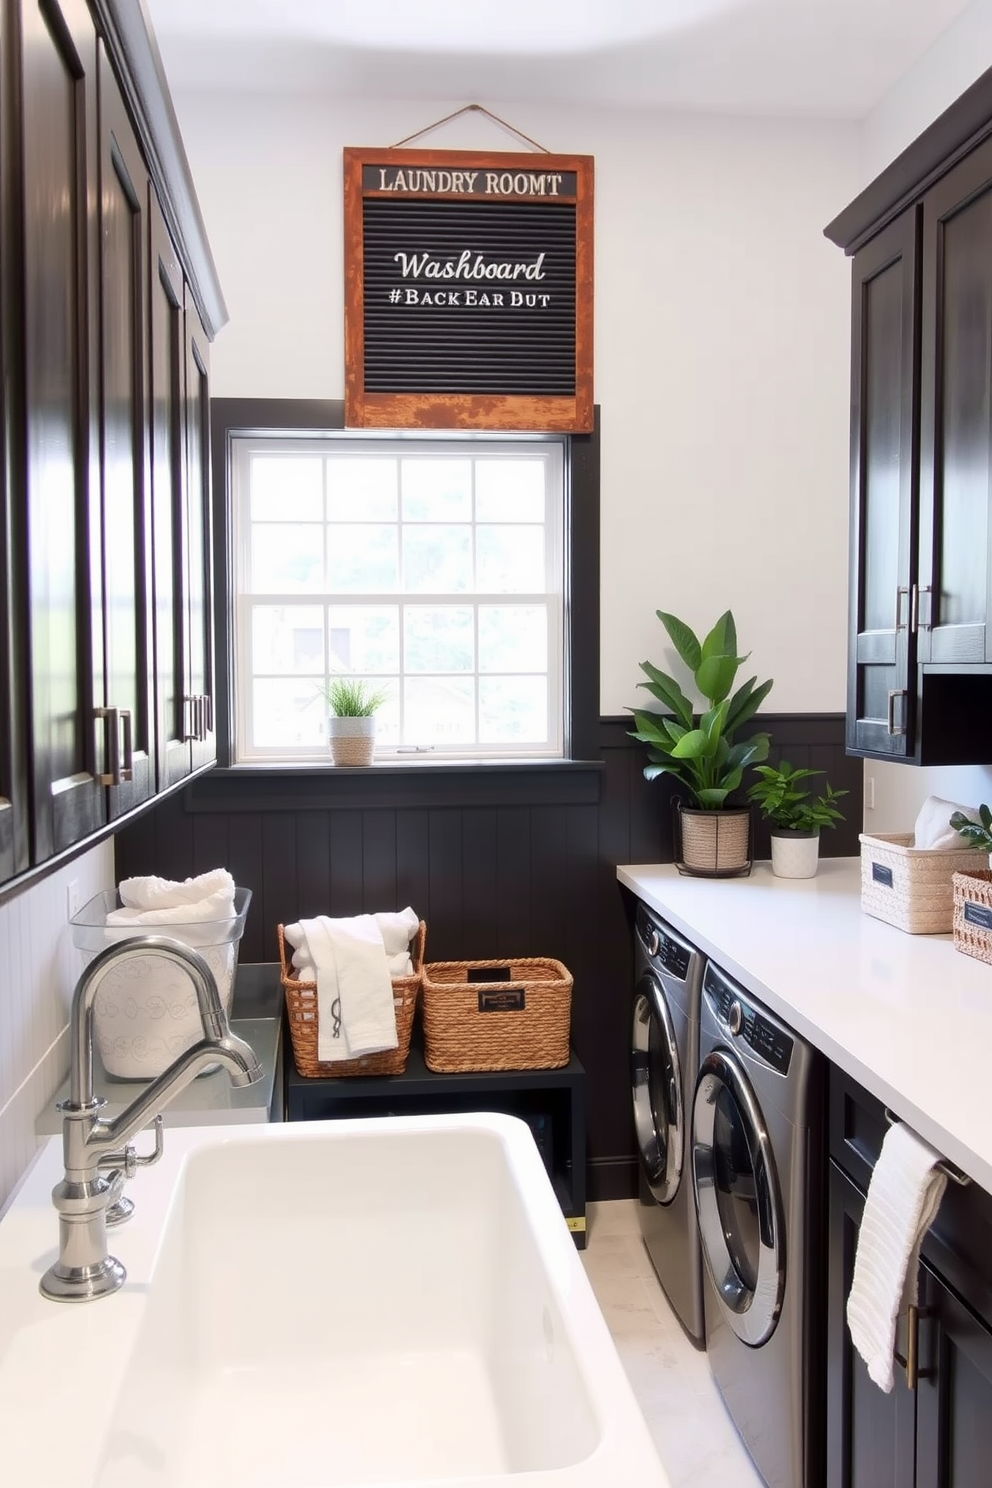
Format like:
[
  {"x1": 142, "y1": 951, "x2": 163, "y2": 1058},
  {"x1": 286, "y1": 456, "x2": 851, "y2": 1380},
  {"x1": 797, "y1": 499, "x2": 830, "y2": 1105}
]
[
  {"x1": 631, "y1": 900, "x2": 706, "y2": 1344},
  {"x1": 692, "y1": 959, "x2": 824, "y2": 1488}
]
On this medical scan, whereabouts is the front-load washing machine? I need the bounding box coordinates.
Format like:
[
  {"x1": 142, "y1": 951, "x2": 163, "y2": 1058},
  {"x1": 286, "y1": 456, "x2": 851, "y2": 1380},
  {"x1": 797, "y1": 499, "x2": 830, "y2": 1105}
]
[
  {"x1": 692, "y1": 959, "x2": 824, "y2": 1488},
  {"x1": 631, "y1": 900, "x2": 706, "y2": 1344}
]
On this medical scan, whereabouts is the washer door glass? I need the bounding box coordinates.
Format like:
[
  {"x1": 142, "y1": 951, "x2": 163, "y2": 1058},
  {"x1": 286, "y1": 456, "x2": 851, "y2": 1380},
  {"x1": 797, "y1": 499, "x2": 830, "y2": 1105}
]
[
  {"x1": 631, "y1": 973, "x2": 684, "y2": 1204},
  {"x1": 692, "y1": 1049, "x2": 785, "y2": 1346}
]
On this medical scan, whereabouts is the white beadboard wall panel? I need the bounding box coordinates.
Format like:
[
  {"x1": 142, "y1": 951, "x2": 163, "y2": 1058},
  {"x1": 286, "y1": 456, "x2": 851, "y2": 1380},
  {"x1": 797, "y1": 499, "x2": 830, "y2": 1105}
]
[{"x1": 0, "y1": 843, "x2": 115, "y2": 1210}]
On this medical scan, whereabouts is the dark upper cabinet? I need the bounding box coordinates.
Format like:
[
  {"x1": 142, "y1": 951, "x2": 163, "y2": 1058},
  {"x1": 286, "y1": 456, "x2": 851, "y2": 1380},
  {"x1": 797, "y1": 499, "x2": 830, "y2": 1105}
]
[
  {"x1": 847, "y1": 210, "x2": 921, "y2": 759},
  {"x1": 148, "y1": 188, "x2": 191, "y2": 791},
  {"x1": 0, "y1": 0, "x2": 223, "y2": 895},
  {"x1": 97, "y1": 45, "x2": 156, "y2": 820},
  {"x1": 918, "y1": 137, "x2": 992, "y2": 669},
  {"x1": 827, "y1": 1067, "x2": 992, "y2": 1488},
  {"x1": 829, "y1": 84, "x2": 992, "y2": 766},
  {"x1": 183, "y1": 289, "x2": 215, "y2": 775},
  {"x1": 18, "y1": 0, "x2": 105, "y2": 861}
]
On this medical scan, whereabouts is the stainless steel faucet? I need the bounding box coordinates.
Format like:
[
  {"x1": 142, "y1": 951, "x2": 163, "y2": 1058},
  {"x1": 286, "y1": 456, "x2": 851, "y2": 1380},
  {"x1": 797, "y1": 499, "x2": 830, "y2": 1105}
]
[{"x1": 40, "y1": 935, "x2": 263, "y2": 1303}]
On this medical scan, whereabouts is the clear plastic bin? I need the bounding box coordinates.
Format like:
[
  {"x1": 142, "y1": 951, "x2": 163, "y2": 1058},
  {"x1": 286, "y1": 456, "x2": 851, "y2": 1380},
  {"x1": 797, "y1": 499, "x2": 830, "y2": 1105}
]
[{"x1": 70, "y1": 887, "x2": 251, "y2": 1080}]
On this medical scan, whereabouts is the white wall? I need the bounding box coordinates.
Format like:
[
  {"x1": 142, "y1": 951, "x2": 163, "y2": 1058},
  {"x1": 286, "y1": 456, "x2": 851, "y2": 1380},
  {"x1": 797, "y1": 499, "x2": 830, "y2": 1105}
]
[
  {"x1": 174, "y1": 92, "x2": 858, "y2": 717},
  {"x1": 861, "y1": 0, "x2": 992, "y2": 184},
  {"x1": 0, "y1": 843, "x2": 115, "y2": 1211}
]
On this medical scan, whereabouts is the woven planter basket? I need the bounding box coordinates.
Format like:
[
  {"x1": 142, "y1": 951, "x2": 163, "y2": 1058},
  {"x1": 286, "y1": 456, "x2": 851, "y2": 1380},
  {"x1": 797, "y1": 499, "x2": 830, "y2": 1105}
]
[
  {"x1": 327, "y1": 715, "x2": 376, "y2": 766},
  {"x1": 674, "y1": 802, "x2": 752, "y2": 877},
  {"x1": 860, "y1": 832, "x2": 988, "y2": 934},
  {"x1": 953, "y1": 870, "x2": 992, "y2": 965},
  {"x1": 421, "y1": 956, "x2": 572, "y2": 1073},
  {"x1": 278, "y1": 920, "x2": 425, "y2": 1077}
]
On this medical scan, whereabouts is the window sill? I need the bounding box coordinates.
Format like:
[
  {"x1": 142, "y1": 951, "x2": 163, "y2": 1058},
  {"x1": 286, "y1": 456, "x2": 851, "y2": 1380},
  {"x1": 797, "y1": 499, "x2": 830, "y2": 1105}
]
[{"x1": 186, "y1": 757, "x2": 604, "y2": 813}]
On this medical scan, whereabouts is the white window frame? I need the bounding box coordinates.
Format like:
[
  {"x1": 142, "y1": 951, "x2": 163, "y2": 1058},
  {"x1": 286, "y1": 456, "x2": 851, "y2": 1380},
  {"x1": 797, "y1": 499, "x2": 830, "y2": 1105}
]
[{"x1": 230, "y1": 431, "x2": 565, "y2": 764}]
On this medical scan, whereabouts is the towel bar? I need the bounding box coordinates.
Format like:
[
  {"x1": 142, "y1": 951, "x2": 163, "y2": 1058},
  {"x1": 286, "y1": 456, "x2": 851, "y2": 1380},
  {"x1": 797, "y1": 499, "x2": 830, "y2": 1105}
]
[{"x1": 883, "y1": 1108, "x2": 971, "y2": 1186}]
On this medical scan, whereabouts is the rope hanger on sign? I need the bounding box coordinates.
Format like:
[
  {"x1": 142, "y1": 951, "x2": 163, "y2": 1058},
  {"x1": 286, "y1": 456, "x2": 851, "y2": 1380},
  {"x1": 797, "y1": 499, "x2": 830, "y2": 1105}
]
[{"x1": 391, "y1": 104, "x2": 551, "y2": 153}]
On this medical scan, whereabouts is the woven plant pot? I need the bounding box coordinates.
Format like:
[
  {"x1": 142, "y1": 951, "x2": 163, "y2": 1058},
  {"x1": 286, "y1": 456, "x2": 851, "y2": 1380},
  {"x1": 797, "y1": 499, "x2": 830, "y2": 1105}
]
[
  {"x1": 674, "y1": 802, "x2": 752, "y2": 877},
  {"x1": 328, "y1": 714, "x2": 376, "y2": 766}
]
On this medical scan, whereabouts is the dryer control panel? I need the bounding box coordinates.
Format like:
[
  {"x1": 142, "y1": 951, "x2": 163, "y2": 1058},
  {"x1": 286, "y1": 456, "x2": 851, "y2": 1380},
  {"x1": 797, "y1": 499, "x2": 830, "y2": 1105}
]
[
  {"x1": 636, "y1": 905, "x2": 693, "y2": 980},
  {"x1": 703, "y1": 965, "x2": 793, "y2": 1076}
]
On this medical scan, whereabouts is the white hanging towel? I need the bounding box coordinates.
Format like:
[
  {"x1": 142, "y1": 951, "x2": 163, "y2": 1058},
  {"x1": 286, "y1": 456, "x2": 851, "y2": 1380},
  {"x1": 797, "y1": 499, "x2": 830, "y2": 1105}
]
[
  {"x1": 286, "y1": 907, "x2": 419, "y2": 982},
  {"x1": 846, "y1": 1120, "x2": 949, "y2": 1392},
  {"x1": 295, "y1": 915, "x2": 399, "y2": 1063}
]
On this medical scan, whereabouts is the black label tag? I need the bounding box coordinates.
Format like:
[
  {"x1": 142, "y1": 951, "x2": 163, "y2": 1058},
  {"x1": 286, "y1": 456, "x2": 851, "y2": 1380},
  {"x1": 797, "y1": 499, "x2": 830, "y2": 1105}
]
[
  {"x1": 964, "y1": 900, "x2": 992, "y2": 932},
  {"x1": 468, "y1": 966, "x2": 512, "y2": 982},
  {"x1": 478, "y1": 987, "x2": 526, "y2": 1012},
  {"x1": 872, "y1": 862, "x2": 894, "y2": 888}
]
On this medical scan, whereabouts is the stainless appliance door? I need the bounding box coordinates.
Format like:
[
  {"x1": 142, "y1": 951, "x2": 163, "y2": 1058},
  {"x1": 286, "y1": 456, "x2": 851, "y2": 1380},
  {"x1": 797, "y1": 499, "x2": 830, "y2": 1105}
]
[
  {"x1": 631, "y1": 971, "x2": 684, "y2": 1205},
  {"x1": 692, "y1": 1048, "x2": 785, "y2": 1346}
]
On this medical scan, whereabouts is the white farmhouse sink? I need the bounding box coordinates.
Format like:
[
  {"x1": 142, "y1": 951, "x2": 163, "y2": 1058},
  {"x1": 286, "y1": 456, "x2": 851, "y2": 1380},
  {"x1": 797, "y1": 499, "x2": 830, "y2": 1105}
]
[{"x1": 0, "y1": 1114, "x2": 669, "y2": 1488}]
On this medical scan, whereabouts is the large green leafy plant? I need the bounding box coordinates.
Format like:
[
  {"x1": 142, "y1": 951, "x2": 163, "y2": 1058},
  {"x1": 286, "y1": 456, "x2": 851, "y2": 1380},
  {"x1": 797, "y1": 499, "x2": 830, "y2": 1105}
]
[{"x1": 629, "y1": 610, "x2": 774, "y2": 809}]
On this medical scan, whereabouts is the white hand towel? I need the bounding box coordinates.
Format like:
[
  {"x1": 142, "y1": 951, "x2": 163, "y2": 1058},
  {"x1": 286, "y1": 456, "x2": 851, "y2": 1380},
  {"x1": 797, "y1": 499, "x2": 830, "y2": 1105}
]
[
  {"x1": 912, "y1": 796, "x2": 980, "y2": 850},
  {"x1": 298, "y1": 915, "x2": 398, "y2": 1063},
  {"x1": 846, "y1": 1121, "x2": 948, "y2": 1392}
]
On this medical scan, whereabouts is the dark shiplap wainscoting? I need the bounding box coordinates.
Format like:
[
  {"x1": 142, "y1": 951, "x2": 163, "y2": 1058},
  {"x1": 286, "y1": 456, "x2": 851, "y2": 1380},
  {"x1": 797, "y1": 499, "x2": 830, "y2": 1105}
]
[{"x1": 115, "y1": 713, "x2": 861, "y2": 1199}]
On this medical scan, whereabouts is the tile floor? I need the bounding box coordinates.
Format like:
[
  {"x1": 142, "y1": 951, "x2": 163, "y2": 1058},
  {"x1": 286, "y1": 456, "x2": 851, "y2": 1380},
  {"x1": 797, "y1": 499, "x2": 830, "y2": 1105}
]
[{"x1": 580, "y1": 1199, "x2": 764, "y2": 1488}]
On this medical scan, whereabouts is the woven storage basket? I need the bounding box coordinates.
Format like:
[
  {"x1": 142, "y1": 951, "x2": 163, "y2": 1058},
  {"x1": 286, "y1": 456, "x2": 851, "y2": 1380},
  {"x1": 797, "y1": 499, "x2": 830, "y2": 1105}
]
[
  {"x1": 421, "y1": 956, "x2": 572, "y2": 1073},
  {"x1": 952, "y1": 870, "x2": 992, "y2": 965},
  {"x1": 860, "y1": 832, "x2": 988, "y2": 934},
  {"x1": 278, "y1": 920, "x2": 425, "y2": 1077}
]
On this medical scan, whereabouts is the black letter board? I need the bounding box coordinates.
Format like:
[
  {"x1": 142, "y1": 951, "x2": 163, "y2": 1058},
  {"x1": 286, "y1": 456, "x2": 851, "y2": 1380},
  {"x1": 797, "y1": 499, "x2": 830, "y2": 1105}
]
[{"x1": 344, "y1": 148, "x2": 593, "y2": 432}]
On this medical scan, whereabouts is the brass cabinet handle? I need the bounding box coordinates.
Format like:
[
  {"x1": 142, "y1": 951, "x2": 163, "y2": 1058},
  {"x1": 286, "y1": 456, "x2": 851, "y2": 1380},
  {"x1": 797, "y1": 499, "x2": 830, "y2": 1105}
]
[
  {"x1": 94, "y1": 706, "x2": 121, "y2": 785},
  {"x1": 893, "y1": 1303, "x2": 935, "y2": 1391}
]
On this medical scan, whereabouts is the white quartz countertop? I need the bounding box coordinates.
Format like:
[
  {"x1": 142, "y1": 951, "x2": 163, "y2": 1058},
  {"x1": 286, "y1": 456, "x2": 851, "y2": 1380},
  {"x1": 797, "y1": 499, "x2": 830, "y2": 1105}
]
[{"x1": 617, "y1": 858, "x2": 992, "y2": 1194}]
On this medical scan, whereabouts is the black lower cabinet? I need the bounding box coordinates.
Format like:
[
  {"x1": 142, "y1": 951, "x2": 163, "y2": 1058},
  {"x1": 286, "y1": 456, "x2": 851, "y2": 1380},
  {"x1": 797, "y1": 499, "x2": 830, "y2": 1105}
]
[
  {"x1": 915, "y1": 1263, "x2": 992, "y2": 1488},
  {"x1": 827, "y1": 1160, "x2": 917, "y2": 1488},
  {"x1": 827, "y1": 1069, "x2": 992, "y2": 1488}
]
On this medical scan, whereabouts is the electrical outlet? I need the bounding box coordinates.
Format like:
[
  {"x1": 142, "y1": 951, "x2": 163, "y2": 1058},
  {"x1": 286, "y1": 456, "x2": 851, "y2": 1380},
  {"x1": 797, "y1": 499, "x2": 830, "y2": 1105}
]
[
  {"x1": 66, "y1": 878, "x2": 81, "y2": 920},
  {"x1": 865, "y1": 775, "x2": 875, "y2": 811}
]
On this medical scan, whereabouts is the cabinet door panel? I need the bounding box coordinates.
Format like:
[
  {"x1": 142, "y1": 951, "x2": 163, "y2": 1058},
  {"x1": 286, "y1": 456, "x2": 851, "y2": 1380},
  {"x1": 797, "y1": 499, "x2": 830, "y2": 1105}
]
[
  {"x1": 847, "y1": 211, "x2": 919, "y2": 758},
  {"x1": 916, "y1": 1263, "x2": 992, "y2": 1488},
  {"x1": 827, "y1": 1161, "x2": 917, "y2": 1488},
  {"x1": 920, "y1": 136, "x2": 992, "y2": 665},
  {"x1": 98, "y1": 47, "x2": 155, "y2": 818},
  {"x1": 21, "y1": 0, "x2": 104, "y2": 859},
  {"x1": 148, "y1": 191, "x2": 191, "y2": 789},
  {"x1": 183, "y1": 289, "x2": 215, "y2": 774}
]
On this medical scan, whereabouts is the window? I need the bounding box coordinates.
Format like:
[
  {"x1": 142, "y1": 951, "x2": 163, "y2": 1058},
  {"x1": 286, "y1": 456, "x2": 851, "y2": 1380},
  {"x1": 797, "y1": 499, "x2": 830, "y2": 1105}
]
[{"x1": 230, "y1": 434, "x2": 566, "y2": 763}]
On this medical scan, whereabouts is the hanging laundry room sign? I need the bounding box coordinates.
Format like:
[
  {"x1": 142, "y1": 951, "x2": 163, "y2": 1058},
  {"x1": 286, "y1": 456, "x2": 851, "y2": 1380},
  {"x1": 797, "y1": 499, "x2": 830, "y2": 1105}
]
[{"x1": 343, "y1": 147, "x2": 594, "y2": 432}]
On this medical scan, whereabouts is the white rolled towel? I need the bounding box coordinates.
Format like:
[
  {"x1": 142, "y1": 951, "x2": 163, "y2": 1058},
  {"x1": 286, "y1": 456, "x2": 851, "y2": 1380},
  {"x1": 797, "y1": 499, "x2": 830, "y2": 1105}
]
[
  {"x1": 912, "y1": 796, "x2": 981, "y2": 851},
  {"x1": 115, "y1": 869, "x2": 236, "y2": 914}
]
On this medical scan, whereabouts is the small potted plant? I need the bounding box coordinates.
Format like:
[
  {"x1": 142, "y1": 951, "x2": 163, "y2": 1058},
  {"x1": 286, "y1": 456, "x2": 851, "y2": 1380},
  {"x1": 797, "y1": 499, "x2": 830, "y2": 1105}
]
[
  {"x1": 321, "y1": 678, "x2": 389, "y2": 766},
  {"x1": 628, "y1": 608, "x2": 773, "y2": 875},
  {"x1": 747, "y1": 761, "x2": 847, "y2": 878}
]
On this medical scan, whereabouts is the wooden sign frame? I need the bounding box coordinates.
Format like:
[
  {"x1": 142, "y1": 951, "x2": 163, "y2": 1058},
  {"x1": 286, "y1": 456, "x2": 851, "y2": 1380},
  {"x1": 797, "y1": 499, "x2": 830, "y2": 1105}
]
[{"x1": 344, "y1": 147, "x2": 594, "y2": 432}]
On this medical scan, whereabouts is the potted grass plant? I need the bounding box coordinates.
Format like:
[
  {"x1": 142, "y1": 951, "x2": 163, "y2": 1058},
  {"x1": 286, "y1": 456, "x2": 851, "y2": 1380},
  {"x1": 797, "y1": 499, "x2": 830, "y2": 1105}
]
[
  {"x1": 628, "y1": 609, "x2": 774, "y2": 876},
  {"x1": 747, "y1": 761, "x2": 847, "y2": 878},
  {"x1": 321, "y1": 678, "x2": 389, "y2": 766}
]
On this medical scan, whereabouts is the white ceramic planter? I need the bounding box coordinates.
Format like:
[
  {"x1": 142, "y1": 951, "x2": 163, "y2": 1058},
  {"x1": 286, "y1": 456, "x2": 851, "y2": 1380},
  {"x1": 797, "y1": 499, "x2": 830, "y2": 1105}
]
[
  {"x1": 328, "y1": 714, "x2": 376, "y2": 766},
  {"x1": 770, "y1": 829, "x2": 820, "y2": 879}
]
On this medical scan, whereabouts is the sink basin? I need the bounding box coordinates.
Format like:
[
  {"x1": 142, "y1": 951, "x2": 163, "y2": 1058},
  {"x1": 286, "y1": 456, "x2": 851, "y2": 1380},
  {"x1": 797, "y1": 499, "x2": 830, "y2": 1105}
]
[{"x1": 0, "y1": 1114, "x2": 668, "y2": 1487}]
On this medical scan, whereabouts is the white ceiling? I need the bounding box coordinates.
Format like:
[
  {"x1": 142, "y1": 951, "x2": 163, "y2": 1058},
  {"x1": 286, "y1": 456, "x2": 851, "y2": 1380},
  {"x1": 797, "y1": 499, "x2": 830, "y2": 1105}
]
[{"x1": 144, "y1": 0, "x2": 978, "y2": 118}]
